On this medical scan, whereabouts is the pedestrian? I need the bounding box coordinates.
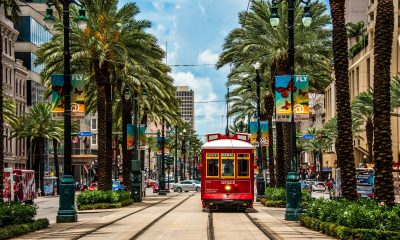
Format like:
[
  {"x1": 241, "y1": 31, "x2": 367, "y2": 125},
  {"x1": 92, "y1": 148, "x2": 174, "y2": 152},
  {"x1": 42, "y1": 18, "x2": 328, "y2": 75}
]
[{"x1": 326, "y1": 178, "x2": 333, "y2": 192}]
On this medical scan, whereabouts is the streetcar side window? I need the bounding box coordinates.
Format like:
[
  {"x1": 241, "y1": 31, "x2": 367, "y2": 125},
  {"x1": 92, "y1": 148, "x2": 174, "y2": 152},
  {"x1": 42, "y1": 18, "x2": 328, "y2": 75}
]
[
  {"x1": 206, "y1": 153, "x2": 219, "y2": 177},
  {"x1": 221, "y1": 153, "x2": 235, "y2": 178},
  {"x1": 237, "y1": 153, "x2": 250, "y2": 177}
]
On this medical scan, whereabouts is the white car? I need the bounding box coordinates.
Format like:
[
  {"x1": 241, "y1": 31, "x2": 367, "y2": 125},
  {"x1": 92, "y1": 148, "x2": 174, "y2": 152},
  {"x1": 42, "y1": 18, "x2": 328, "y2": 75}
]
[
  {"x1": 312, "y1": 182, "x2": 326, "y2": 192},
  {"x1": 173, "y1": 180, "x2": 201, "y2": 192}
]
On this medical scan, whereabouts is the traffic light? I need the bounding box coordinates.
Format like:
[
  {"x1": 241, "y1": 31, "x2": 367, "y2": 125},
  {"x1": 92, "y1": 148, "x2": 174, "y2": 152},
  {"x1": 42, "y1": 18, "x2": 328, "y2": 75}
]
[{"x1": 164, "y1": 155, "x2": 174, "y2": 166}]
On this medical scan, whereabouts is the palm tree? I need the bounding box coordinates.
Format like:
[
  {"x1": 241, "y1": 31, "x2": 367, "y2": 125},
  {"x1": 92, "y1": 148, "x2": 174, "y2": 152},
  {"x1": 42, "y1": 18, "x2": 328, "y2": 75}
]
[
  {"x1": 351, "y1": 90, "x2": 374, "y2": 163},
  {"x1": 303, "y1": 128, "x2": 334, "y2": 181},
  {"x1": 330, "y1": 0, "x2": 357, "y2": 200},
  {"x1": 217, "y1": 0, "x2": 332, "y2": 187},
  {"x1": 346, "y1": 21, "x2": 366, "y2": 43},
  {"x1": 12, "y1": 103, "x2": 63, "y2": 194},
  {"x1": 36, "y1": 0, "x2": 177, "y2": 191},
  {"x1": 373, "y1": 0, "x2": 394, "y2": 205}
]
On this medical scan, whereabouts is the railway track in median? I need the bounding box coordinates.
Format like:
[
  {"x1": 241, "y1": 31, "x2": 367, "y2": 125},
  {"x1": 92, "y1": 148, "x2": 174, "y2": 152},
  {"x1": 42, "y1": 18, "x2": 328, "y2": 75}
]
[{"x1": 207, "y1": 211, "x2": 275, "y2": 240}]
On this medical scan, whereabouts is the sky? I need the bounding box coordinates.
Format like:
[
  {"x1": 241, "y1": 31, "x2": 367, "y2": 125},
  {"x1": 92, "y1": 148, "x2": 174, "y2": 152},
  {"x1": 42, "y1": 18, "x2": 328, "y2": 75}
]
[
  {"x1": 118, "y1": 0, "x2": 330, "y2": 138},
  {"x1": 118, "y1": 0, "x2": 249, "y2": 138}
]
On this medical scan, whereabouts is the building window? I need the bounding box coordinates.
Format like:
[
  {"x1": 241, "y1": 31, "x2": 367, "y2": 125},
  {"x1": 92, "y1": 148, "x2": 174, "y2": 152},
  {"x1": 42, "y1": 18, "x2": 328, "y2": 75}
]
[
  {"x1": 367, "y1": 58, "x2": 370, "y2": 89},
  {"x1": 4, "y1": 38, "x2": 7, "y2": 55},
  {"x1": 91, "y1": 118, "x2": 97, "y2": 130},
  {"x1": 356, "y1": 67, "x2": 359, "y2": 95},
  {"x1": 91, "y1": 134, "x2": 97, "y2": 145}
]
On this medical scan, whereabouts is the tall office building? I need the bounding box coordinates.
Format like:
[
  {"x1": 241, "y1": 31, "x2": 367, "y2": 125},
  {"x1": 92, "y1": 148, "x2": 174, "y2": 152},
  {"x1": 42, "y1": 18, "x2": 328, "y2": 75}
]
[
  {"x1": 175, "y1": 86, "x2": 194, "y2": 128},
  {"x1": 15, "y1": 1, "x2": 50, "y2": 106},
  {"x1": 1, "y1": 11, "x2": 29, "y2": 168}
]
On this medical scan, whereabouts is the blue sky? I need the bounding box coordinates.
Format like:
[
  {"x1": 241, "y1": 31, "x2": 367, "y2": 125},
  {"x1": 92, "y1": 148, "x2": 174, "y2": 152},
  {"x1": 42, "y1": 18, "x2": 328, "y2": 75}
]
[
  {"x1": 119, "y1": 0, "x2": 330, "y2": 138},
  {"x1": 119, "y1": 0, "x2": 249, "y2": 138}
]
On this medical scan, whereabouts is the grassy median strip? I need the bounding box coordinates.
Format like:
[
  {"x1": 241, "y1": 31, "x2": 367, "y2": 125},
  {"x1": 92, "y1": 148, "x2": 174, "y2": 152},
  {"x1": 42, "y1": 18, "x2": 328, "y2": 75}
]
[
  {"x1": 0, "y1": 218, "x2": 49, "y2": 240},
  {"x1": 77, "y1": 190, "x2": 133, "y2": 210}
]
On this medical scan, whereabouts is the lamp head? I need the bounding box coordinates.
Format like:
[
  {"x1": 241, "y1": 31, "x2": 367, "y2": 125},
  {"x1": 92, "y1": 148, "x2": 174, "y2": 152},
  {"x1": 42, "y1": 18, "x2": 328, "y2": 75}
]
[
  {"x1": 76, "y1": 6, "x2": 88, "y2": 30},
  {"x1": 302, "y1": 5, "x2": 312, "y2": 27},
  {"x1": 269, "y1": 5, "x2": 280, "y2": 28},
  {"x1": 44, "y1": 3, "x2": 56, "y2": 30},
  {"x1": 254, "y1": 61, "x2": 261, "y2": 70},
  {"x1": 183, "y1": 128, "x2": 187, "y2": 134}
]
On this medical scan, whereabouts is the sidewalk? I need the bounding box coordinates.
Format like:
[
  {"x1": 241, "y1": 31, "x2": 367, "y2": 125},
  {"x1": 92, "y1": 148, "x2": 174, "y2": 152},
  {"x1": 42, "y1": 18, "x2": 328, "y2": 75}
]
[
  {"x1": 250, "y1": 202, "x2": 333, "y2": 240},
  {"x1": 13, "y1": 193, "x2": 180, "y2": 240}
]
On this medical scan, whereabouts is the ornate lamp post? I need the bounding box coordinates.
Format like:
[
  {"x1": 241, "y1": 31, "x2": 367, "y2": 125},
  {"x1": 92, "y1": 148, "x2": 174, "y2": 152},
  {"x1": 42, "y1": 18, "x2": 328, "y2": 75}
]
[
  {"x1": 174, "y1": 126, "x2": 179, "y2": 183},
  {"x1": 269, "y1": 0, "x2": 312, "y2": 221},
  {"x1": 158, "y1": 119, "x2": 167, "y2": 195},
  {"x1": 254, "y1": 62, "x2": 265, "y2": 202},
  {"x1": 181, "y1": 128, "x2": 187, "y2": 180},
  {"x1": 44, "y1": 0, "x2": 87, "y2": 223}
]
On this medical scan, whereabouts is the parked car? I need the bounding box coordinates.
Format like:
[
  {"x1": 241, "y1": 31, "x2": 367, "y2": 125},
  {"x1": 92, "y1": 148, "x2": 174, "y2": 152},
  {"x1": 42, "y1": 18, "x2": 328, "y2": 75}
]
[
  {"x1": 112, "y1": 180, "x2": 125, "y2": 191},
  {"x1": 312, "y1": 182, "x2": 326, "y2": 192},
  {"x1": 145, "y1": 179, "x2": 156, "y2": 188},
  {"x1": 88, "y1": 182, "x2": 98, "y2": 191},
  {"x1": 173, "y1": 180, "x2": 201, "y2": 193},
  {"x1": 153, "y1": 181, "x2": 170, "y2": 193}
]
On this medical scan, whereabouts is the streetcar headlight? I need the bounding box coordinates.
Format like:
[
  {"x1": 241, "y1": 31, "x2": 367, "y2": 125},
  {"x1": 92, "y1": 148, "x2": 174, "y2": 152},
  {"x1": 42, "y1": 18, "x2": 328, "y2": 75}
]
[{"x1": 224, "y1": 185, "x2": 232, "y2": 191}]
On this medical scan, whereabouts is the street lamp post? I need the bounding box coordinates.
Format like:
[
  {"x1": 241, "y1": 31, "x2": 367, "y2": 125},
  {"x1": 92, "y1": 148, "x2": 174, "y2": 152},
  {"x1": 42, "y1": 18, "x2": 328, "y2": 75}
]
[
  {"x1": 158, "y1": 119, "x2": 167, "y2": 195},
  {"x1": 254, "y1": 62, "x2": 265, "y2": 202},
  {"x1": 270, "y1": 0, "x2": 312, "y2": 221},
  {"x1": 174, "y1": 126, "x2": 179, "y2": 183},
  {"x1": 182, "y1": 129, "x2": 187, "y2": 180},
  {"x1": 44, "y1": 0, "x2": 87, "y2": 223}
]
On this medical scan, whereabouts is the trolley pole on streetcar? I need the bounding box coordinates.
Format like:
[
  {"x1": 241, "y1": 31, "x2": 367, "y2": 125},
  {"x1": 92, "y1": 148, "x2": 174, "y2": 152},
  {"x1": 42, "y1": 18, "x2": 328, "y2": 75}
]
[
  {"x1": 254, "y1": 62, "x2": 265, "y2": 202},
  {"x1": 269, "y1": 0, "x2": 312, "y2": 220}
]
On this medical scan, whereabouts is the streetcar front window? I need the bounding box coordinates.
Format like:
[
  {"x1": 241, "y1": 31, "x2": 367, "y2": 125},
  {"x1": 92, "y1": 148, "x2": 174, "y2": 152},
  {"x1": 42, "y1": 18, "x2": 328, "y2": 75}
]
[
  {"x1": 222, "y1": 159, "x2": 234, "y2": 177},
  {"x1": 237, "y1": 154, "x2": 250, "y2": 177},
  {"x1": 207, "y1": 158, "x2": 219, "y2": 177}
]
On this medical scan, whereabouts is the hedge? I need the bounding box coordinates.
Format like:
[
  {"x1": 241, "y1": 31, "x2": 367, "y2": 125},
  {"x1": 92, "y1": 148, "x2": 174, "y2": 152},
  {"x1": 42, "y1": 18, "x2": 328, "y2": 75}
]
[
  {"x1": 0, "y1": 218, "x2": 49, "y2": 240},
  {"x1": 261, "y1": 199, "x2": 286, "y2": 208},
  {"x1": 262, "y1": 187, "x2": 313, "y2": 208},
  {"x1": 0, "y1": 203, "x2": 36, "y2": 227},
  {"x1": 300, "y1": 216, "x2": 400, "y2": 240},
  {"x1": 77, "y1": 190, "x2": 132, "y2": 210},
  {"x1": 78, "y1": 198, "x2": 133, "y2": 210}
]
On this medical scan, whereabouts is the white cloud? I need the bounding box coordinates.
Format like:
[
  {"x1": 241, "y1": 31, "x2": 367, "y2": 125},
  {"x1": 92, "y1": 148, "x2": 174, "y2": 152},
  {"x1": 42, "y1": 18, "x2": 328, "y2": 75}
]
[
  {"x1": 197, "y1": 49, "x2": 219, "y2": 65},
  {"x1": 152, "y1": 2, "x2": 164, "y2": 10},
  {"x1": 170, "y1": 71, "x2": 222, "y2": 133}
]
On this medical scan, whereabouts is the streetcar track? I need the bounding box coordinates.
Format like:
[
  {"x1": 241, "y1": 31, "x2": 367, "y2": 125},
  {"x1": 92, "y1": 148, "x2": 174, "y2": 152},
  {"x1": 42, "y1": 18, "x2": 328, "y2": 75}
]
[
  {"x1": 71, "y1": 194, "x2": 179, "y2": 240},
  {"x1": 207, "y1": 210, "x2": 276, "y2": 240},
  {"x1": 245, "y1": 212, "x2": 278, "y2": 240},
  {"x1": 129, "y1": 192, "x2": 196, "y2": 240},
  {"x1": 207, "y1": 212, "x2": 215, "y2": 240}
]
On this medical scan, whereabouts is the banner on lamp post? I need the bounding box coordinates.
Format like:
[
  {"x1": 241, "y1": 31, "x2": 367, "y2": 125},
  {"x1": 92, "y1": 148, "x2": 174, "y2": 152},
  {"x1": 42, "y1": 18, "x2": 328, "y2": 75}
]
[
  {"x1": 51, "y1": 74, "x2": 85, "y2": 120},
  {"x1": 249, "y1": 121, "x2": 268, "y2": 146},
  {"x1": 293, "y1": 75, "x2": 309, "y2": 121},
  {"x1": 275, "y1": 75, "x2": 309, "y2": 122},
  {"x1": 127, "y1": 124, "x2": 134, "y2": 150},
  {"x1": 249, "y1": 122, "x2": 257, "y2": 144}
]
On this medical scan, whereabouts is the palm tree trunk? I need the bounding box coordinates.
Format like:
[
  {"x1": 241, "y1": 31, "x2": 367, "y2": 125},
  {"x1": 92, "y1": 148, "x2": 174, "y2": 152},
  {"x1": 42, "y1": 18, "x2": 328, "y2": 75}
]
[
  {"x1": 373, "y1": 0, "x2": 394, "y2": 205},
  {"x1": 121, "y1": 97, "x2": 132, "y2": 191},
  {"x1": 39, "y1": 138, "x2": 45, "y2": 196},
  {"x1": 265, "y1": 93, "x2": 275, "y2": 187},
  {"x1": 275, "y1": 122, "x2": 285, "y2": 187},
  {"x1": 330, "y1": 0, "x2": 357, "y2": 200},
  {"x1": 283, "y1": 123, "x2": 291, "y2": 179},
  {"x1": 52, "y1": 139, "x2": 60, "y2": 195},
  {"x1": 366, "y1": 119, "x2": 373, "y2": 163},
  {"x1": 96, "y1": 82, "x2": 109, "y2": 190},
  {"x1": 319, "y1": 151, "x2": 323, "y2": 181},
  {"x1": 105, "y1": 82, "x2": 113, "y2": 186}
]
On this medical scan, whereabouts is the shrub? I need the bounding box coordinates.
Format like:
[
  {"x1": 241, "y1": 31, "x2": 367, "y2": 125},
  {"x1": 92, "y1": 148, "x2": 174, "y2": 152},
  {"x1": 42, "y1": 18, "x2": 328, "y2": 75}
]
[
  {"x1": 77, "y1": 190, "x2": 131, "y2": 205},
  {"x1": 0, "y1": 203, "x2": 36, "y2": 228},
  {"x1": 0, "y1": 218, "x2": 49, "y2": 240},
  {"x1": 262, "y1": 200, "x2": 286, "y2": 208},
  {"x1": 264, "y1": 187, "x2": 286, "y2": 201},
  {"x1": 77, "y1": 190, "x2": 132, "y2": 210}
]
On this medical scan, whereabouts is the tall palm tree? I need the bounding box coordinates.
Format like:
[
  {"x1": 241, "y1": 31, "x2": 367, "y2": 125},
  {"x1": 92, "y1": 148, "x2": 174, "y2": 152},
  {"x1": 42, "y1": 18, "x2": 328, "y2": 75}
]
[
  {"x1": 0, "y1": 0, "x2": 21, "y2": 201},
  {"x1": 351, "y1": 90, "x2": 374, "y2": 163},
  {"x1": 36, "y1": 0, "x2": 177, "y2": 190},
  {"x1": 218, "y1": 0, "x2": 331, "y2": 187},
  {"x1": 373, "y1": 0, "x2": 394, "y2": 205},
  {"x1": 12, "y1": 103, "x2": 63, "y2": 194},
  {"x1": 329, "y1": 0, "x2": 357, "y2": 200}
]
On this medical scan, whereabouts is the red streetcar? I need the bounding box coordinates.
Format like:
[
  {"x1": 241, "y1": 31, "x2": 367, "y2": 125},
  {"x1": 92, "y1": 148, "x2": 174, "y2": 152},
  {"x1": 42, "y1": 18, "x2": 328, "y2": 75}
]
[{"x1": 200, "y1": 133, "x2": 255, "y2": 211}]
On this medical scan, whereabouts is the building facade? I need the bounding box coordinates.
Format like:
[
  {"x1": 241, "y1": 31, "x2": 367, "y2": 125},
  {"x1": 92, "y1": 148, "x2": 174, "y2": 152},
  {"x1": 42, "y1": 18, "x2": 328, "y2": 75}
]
[
  {"x1": 175, "y1": 86, "x2": 194, "y2": 128},
  {"x1": 325, "y1": 0, "x2": 400, "y2": 165},
  {"x1": 1, "y1": 12, "x2": 29, "y2": 168}
]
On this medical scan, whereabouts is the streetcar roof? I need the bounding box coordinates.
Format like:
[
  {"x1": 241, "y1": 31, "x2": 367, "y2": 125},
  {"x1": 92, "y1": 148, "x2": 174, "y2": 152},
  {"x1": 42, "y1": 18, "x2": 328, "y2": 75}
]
[{"x1": 201, "y1": 139, "x2": 255, "y2": 149}]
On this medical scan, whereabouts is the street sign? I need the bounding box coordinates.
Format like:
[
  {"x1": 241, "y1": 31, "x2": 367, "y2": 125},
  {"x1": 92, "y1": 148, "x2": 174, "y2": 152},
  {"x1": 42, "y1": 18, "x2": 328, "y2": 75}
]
[
  {"x1": 79, "y1": 132, "x2": 92, "y2": 137},
  {"x1": 303, "y1": 134, "x2": 314, "y2": 140}
]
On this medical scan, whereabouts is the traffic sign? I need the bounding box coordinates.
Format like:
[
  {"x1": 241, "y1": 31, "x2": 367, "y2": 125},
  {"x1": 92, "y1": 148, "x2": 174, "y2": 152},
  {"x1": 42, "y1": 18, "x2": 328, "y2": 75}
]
[
  {"x1": 303, "y1": 134, "x2": 314, "y2": 140},
  {"x1": 79, "y1": 132, "x2": 92, "y2": 137}
]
